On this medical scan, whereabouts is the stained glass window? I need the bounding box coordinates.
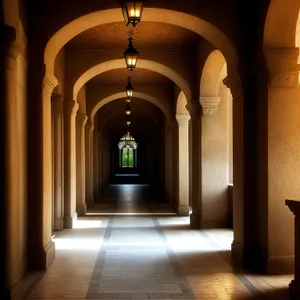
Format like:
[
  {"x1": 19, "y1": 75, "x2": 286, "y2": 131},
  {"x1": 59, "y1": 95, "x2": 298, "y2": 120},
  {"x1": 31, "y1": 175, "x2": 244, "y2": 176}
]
[{"x1": 118, "y1": 131, "x2": 138, "y2": 168}]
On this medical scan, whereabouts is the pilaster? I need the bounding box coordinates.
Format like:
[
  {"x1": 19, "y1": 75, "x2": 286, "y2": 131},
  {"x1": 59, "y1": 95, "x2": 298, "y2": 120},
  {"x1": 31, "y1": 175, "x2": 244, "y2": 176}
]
[{"x1": 63, "y1": 100, "x2": 79, "y2": 229}]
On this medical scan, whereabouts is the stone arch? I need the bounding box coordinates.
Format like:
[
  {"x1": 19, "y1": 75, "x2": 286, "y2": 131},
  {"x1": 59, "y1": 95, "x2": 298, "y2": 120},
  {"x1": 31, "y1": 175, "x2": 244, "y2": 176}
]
[
  {"x1": 264, "y1": 0, "x2": 300, "y2": 47},
  {"x1": 74, "y1": 59, "x2": 191, "y2": 102},
  {"x1": 200, "y1": 50, "x2": 227, "y2": 97},
  {"x1": 44, "y1": 8, "x2": 239, "y2": 90},
  {"x1": 176, "y1": 91, "x2": 189, "y2": 115},
  {"x1": 90, "y1": 92, "x2": 170, "y2": 126}
]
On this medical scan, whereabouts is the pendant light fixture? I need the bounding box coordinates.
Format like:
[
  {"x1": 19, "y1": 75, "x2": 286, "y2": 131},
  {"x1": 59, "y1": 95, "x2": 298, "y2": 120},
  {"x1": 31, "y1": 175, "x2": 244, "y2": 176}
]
[
  {"x1": 124, "y1": 37, "x2": 139, "y2": 71},
  {"x1": 125, "y1": 76, "x2": 134, "y2": 98},
  {"x1": 121, "y1": 0, "x2": 145, "y2": 27},
  {"x1": 125, "y1": 101, "x2": 131, "y2": 115}
]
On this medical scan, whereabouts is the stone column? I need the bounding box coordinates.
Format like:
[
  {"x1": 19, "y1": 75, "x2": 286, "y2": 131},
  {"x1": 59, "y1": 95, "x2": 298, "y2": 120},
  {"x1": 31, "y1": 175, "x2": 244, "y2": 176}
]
[
  {"x1": 223, "y1": 67, "x2": 248, "y2": 268},
  {"x1": 85, "y1": 121, "x2": 94, "y2": 206},
  {"x1": 3, "y1": 26, "x2": 27, "y2": 291},
  {"x1": 52, "y1": 94, "x2": 64, "y2": 230},
  {"x1": 286, "y1": 200, "x2": 300, "y2": 300},
  {"x1": 186, "y1": 102, "x2": 202, "y2": 228},
  {"x1": 93, "y1": 131, "x2": 100, "y2": 201},
  {"x1": 76, "y1": 113, "x2": 88, "y2": 216},
  {"x1": 63, "y1": 100, "x2": 79, "y2": 228},
  {"x1": 176, "y1": 115, "x2": 190, "y2": 216},
  {"x1": 200, "y1": 96, "x2": 229, "y2": 228},
  {"x1": 165, "y1": 120, "x2": 173, "y2": 203}
]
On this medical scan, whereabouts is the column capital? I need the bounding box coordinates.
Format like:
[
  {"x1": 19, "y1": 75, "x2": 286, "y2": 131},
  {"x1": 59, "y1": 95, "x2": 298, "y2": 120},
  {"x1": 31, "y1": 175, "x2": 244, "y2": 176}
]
[
  {"x1": 64, "y1": 100, "x2": 79, "y2": 118},
  {"x1": 265, "y1": 47, "x2": 300, "y2": 87},
  {"x1": 176, "y1": 114, "x2": 190, "y2": 126},
  {"x1": 3, "y1": 25, "x2": 22, "y2": 70},
  {"x1": 43, "y1": 74, "x2": 58, "y2": 98},
  {"x1": 286, "y1": 199, "x2": 300, "y2": 216},
  {"x1": 86, "y1": 120, "x2": 95, "y2": 133},
  {"x1": 199, "y1": 96, "x2": 221, "y2": 116},
  {"x1": 77, "y1": 113, "x2": 88, "y2": 128}
]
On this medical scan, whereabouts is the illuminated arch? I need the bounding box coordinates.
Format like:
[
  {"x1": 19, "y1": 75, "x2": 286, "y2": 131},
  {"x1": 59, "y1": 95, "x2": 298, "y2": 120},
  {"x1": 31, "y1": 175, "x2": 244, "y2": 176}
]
[
  {"x1": 176, "y1": 91, "x2": 189, "y2": 115},
  {"x1": 90, "y1": 92, "x2": 170, "y2": 126},
  {"x1": 200, "y1": 50, "x2": 227, "y2": 97},
  {"x1": 44, "y1": 8, "x2": 238, "y2": 88},
  {"x1": 264, "y1": 0, "x2": 300, "y2": 47},
  {"x1": 74, "y1": 59, "x2": 191, "y2": 102}
]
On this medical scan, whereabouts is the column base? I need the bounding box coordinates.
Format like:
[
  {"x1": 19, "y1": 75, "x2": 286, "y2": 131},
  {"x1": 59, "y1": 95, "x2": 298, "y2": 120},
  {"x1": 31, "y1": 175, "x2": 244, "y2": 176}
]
[
  {"x1": 53, "y1": 217, "x2": 64, "y2": 231},
  {"x1": 267, "y1": 255, "x2": 294, "y2": 274},
  {"x1": 231, "y1": 240, "x2": 244, "y2": 268},
  {"x1": 190, "y1": 213, "x2": 201, "y2": 229},
  {"x1": 64, "y1": 212, "x2": 77, "y2": 229},
  {"x1": 86, "y1": 197, "x2": 94, "y2": 207},
  {"x1": 177, "y1": 205, "x2": 189, "y2": 216},
  {"x1": 76, "y1": 203, "x2": 87, "y2": 216},
  {"x1": 28, "y1": 241, "x2": 55, "y2": 270},
  {"x1": 289, "y1": 280, "x2": 300, "y2": 300}
]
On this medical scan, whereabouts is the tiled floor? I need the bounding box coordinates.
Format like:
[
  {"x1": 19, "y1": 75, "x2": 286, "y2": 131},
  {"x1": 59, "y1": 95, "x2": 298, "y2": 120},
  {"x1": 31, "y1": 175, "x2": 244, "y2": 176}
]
[{"x1": 26, "y1": 185, "x2": 293, "y2": 300}]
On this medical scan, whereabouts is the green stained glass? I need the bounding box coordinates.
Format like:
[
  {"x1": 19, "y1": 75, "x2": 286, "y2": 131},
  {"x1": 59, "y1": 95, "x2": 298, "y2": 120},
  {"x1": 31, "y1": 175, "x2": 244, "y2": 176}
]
[
  {"x1": 128, "y1": 147, "x2": 134, "y2": 167},
  {"x1": 122, "y1": 147, "x2": 129, "y2": 167}
]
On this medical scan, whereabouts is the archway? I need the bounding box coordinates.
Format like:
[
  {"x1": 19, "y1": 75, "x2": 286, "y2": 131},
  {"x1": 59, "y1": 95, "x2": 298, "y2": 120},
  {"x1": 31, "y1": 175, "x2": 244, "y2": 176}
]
[
  {"x1": 44, "y1": 8, "x2": 238, "y2": 83},
  {"x1": 74, "y1": 59, "x2": 191, "y2": 103},
  {"x1": 200, "y1": 50, "x2": 233, "y2": 228}
]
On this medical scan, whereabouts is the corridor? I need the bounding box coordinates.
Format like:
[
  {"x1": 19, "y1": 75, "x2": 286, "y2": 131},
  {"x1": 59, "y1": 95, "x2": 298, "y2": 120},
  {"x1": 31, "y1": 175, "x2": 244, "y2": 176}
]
[{"x1": 26, "y1": 186, "x2": 292, "y2": 300}]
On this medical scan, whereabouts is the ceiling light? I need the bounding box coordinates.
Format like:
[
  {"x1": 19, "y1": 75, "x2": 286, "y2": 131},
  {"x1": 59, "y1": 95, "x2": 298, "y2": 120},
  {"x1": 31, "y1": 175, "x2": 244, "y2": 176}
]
[
  {"x1": 121, "y1": 0, "x2": 145, "y2": 27},
  {"x1": 125, "y1": 76, "x2": 134, "y2": 98},
  {"x1": 124, "y1": 37, "x2": 139, "y2": 71},
  {"x1": 125, "y1": 102, "x2": 131, "y2": 115}
]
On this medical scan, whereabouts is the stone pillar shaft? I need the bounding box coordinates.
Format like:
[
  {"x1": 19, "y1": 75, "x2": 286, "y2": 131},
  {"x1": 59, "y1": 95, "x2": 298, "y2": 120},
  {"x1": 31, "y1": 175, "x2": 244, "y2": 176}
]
[
  {"x1": 52, "y1": 94, "x2": 64, "y2": 230},
  {"x1": 85, "y1": 123, "x2": 94, "y2": 205},
  {"x1": 176, "y1": 115, "x2": 190, "y2": 216},
  {"x1": 93, "y1": 131, "x2": 100, "y2": 201},
  {"x1": 186, "y1": 102, "x2": 202, "y2": 228},
  {"x1": 76, "y1": 113, "x2": 88, "y2": 216},
  {"x1": 63, "y1": 100, "x2": 79, "y2": 228}
]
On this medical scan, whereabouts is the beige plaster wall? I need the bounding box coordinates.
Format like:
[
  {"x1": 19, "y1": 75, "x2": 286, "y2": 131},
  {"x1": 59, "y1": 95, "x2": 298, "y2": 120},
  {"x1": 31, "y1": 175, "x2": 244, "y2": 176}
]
[
  {"x1": 268, "y1": 86, "x2": 300, "y2": 271},
  {"x1": 201, "y1": 83, "x2": 229, "y2": 227}
]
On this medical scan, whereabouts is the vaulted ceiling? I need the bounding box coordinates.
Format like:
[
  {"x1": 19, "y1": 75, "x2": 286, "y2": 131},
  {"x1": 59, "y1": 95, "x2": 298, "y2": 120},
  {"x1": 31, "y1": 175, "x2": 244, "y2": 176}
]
[
  {"x1": 66, "y1": 20, "x2": 199, "y2": 129},
  {"x1": 66, "y1": 21, "x2": 200, "y2": 50}
]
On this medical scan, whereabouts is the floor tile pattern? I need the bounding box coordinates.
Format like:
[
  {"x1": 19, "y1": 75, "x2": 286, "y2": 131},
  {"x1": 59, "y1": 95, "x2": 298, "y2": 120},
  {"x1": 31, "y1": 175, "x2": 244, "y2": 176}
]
[
  {"x1": 25, "y1": 185, "x2": 294, "y2": 300},
  {"x1": 87, "y1": 216, "x2": 195, "y2": 299}
]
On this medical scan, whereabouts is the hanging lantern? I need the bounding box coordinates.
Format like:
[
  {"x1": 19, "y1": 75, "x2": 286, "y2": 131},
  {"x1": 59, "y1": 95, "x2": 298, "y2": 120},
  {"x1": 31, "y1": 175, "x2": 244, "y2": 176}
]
[
  {"x1": 124, "y1": 37, "x2": 139, "y2": 71},
  {"x1": 125, "y1": 77, "x2": 134, "y2": 97},
  {"x1": 127, "y1": 120, "x2": 131, "y2": 126},
  {"x1": 125, "y1": 102, "x2": 131, "y2": 115},
  {"x1": 121, "y1": 0, "x2": 145, "y2": 27},
  {"x1": 126, "y1": 98, "x2": 131, "y2": 103}
]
